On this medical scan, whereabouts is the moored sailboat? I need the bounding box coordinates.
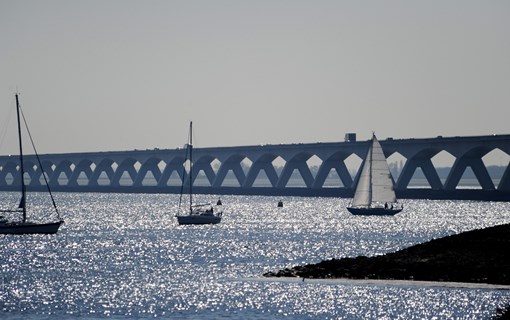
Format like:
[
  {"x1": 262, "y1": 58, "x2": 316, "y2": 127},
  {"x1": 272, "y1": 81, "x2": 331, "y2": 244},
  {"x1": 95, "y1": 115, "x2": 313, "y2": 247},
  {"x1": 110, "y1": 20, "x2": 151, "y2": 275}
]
[
  {"x1": 175, "y1": 121, "x2": 222, "y2": 225},
  {"x1": 347, "y1": 134, "x2": 403, "y2": 216},
  {"x1": 0, "y1": 94, "x2": 64, "y2": 234}
]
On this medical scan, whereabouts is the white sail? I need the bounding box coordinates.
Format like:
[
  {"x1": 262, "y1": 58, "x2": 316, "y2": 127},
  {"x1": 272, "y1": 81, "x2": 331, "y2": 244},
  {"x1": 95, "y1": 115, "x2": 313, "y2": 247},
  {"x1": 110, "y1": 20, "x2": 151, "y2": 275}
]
[
  {"x1": 351, "y1": 146, "x2": 372, "y2": 207},
  {"x1": 351, "y1": 135, "x2": 396, "y2": 207}
]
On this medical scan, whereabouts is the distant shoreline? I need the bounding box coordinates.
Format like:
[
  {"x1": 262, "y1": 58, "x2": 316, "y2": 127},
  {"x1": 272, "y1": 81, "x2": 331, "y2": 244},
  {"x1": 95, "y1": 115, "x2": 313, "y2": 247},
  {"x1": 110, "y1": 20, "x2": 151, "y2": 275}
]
[{"x1": 264, "y1": 223, "x2": 510, "y2": 286}]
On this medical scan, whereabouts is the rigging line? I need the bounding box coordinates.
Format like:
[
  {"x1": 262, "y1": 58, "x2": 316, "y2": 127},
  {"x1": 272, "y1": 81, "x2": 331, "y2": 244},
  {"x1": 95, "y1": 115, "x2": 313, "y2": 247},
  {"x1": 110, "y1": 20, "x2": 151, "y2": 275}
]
[
  {"x1": 177, "y1": 137, "x2": 191, "y2": 214},
  {"x1": 189, "y1": 121, "x2": 193, "y2": 213},
  {"x1": 18, "y1": 106, "x2": 62, "y2": 220}
]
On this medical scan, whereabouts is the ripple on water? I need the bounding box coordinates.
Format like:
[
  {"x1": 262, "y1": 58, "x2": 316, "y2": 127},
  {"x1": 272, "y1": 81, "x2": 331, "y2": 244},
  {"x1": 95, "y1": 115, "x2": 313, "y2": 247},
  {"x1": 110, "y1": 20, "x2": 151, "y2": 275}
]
[{"x1": 1, "y1": 193, "x2": 510, "y2": 318}]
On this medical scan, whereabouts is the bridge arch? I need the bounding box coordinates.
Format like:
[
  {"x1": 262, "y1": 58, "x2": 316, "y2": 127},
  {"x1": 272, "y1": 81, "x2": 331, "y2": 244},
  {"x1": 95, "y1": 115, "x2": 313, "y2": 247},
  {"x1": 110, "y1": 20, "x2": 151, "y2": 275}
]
[
  {"x1": 397, "y1": 148, "x2": 443, "y2": 190},
  {"x1": 89, "y1": 158, "x2": 115, "y2": 186},
  {"x1": 159, "y1": 156, "x2": 186, "y2": 187},
  {"x1": 277, "y1": 152, "x2": 315, "y2": 188},
  {"x1": 51, "y1": 160, "x2": 74, "y2": 186},
  {"x1": 21, "y1": 160, "x2": 37, "y2": 186},
  {"x1": 244, "y1": 153, "x2": 280, "y2": 187},
  {"x1": 134, "y1": 157, "x2": 164, "y2": 186},
  {"x1": 314, "y1": 151, "x2": 354, "y2": 188},
  {"x1": 444, "y1": 146, "x2": 496, "y2": 190},
  {"x1": 0, "y1": 161, "x2": 18, "y2": 185},
  {"x1": 109, "y1": 158, "x2": 137, "y2": 186},
  {"x1": 214, "y1": 154, "x2": 247, "y2": 187},
  {"x1": 192, "y1": 155, "x2": 217, "y2": 186},
  {"x1": 68, "y1": 159, "x2": 94, "y2": 186}
]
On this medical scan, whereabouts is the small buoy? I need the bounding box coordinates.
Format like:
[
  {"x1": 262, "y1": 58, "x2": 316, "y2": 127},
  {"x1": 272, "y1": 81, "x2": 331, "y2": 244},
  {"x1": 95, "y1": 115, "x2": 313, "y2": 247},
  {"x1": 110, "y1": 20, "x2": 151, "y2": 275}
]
[
  {"x1": 216, "y1": 198, "x2": 222, "y2": 205},
  {"x1": 277, "y1": 201, "x2": 283, "y2": 207}
]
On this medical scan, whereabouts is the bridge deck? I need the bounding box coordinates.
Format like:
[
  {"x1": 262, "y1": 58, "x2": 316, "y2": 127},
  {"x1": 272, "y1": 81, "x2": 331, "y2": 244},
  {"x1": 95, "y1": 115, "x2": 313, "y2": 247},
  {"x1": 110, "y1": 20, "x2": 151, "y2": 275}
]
[{"x1": 1, "y1": 134, "x2": 509, "y2": 201}]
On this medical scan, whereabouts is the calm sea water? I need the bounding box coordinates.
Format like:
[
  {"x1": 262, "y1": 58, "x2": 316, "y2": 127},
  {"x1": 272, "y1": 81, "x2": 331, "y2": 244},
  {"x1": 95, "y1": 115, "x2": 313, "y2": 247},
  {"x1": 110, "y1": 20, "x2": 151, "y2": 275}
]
[{"x1": 1, "y1": 192, "x2": 510, "y2": 319}]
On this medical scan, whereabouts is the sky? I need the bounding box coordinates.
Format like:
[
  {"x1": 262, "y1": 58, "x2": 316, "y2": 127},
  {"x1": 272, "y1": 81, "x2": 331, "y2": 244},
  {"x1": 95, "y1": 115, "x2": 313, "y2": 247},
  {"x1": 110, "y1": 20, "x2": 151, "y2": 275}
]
[{"x1": 1, "y1": 0, "x2": 509, "y2": 156}]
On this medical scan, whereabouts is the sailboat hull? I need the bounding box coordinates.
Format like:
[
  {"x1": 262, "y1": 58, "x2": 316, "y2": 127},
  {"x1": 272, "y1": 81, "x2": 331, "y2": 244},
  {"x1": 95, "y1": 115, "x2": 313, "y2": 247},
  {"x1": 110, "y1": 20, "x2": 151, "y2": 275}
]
[
  {"x1": 347, "y1": 207, "x2": 402, "y2": 216},
  {"x1": 176, "y1": 215, "x2": 221, "y2": 225},
  {"x1": 0, "y1": 221, "x2": 63, "y2": 235}
]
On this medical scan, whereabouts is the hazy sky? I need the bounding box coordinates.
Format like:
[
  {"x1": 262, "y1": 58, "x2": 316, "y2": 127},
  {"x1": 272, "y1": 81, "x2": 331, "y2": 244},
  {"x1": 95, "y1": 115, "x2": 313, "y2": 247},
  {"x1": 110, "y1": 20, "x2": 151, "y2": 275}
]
[{"x1": 1, "y1": 0, "x2": 509, "y2": 155}]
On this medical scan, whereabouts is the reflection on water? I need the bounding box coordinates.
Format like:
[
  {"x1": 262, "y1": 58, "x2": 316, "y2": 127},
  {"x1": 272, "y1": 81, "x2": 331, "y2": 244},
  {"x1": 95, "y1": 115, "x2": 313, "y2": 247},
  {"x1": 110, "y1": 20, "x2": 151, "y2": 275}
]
[{"x1": 1, "y1": 193, "x2": 510, "y2": 319}]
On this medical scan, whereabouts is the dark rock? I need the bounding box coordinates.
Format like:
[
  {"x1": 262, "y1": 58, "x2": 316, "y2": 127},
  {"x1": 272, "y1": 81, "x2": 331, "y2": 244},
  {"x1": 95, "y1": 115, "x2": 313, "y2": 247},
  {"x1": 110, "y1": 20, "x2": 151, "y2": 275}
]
[
  {"x1": 496, "y1": 305, "x2": 510, "y2": 320},
  {"x1": 264, "y1": 223, "x2": 510, "y2": 285}
]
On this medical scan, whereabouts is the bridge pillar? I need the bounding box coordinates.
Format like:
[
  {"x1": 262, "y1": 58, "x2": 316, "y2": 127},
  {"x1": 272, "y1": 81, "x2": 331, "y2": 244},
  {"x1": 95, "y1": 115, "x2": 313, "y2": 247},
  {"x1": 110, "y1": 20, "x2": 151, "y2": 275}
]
[
  {"x1": 23, "y1": 160, "x2": 37, "y2": 186},
  {"x1": 111, "y1": 159, "x2": 137, "y2": 186},
  {"x1": 30, "y1": 160, "x2": 54, "y2": 187},
  {"x1": 192, "y1": 160, "x2": 216, "y2": 186},
  {"x1": 397, "y1": 157, "x2": 443, "y2": 189},
  {"x1": 244, "y1": 158, "x2": 279, "y2": 187},
  {"x1": 0, "y1": 162, "x2": 23, "y2": 186},
  {"x1": 277, "y1": 159, "x2": 314, "y2": 188},
  {"x1": 89, "y1": 159, "x2": 115, "y2": 186},
  {"x1": 0, "y1": 163, "x2": 10, "y2": 185},
  {"x1": 68, "y1": 160, "x2": 93, "y2": 187},
  {"x1": 134, "y1": 159, "x2": 162, "y2": 186},
  {"x1": 215, "y1": 164, "x2": 246, "y2": 187},
  {"x1": 49, "y1": 161, "x2": 73, "y2": 186},
  {"x1": 445, "y1": 157, "x2": 495, "y2": 190},
  {"x1": 10, "y1": 164, "x2": 22, "y2": 187},
  {"x1": 158, "y1": 158, "x2": 185, "y2": 186},
  {"x1": 213, "y1": 158, "x2": 246, "y2": 187},
  {"x1": 313, "y1": 157, "x2": 353, "y2": 188},
  {"x1": 498, "y1": 161, "x2": 510, "y2": 191}
]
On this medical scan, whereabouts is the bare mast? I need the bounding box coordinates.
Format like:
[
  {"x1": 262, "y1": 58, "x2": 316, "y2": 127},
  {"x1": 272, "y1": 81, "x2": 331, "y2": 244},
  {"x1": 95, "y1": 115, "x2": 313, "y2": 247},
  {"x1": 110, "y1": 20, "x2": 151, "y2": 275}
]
[
  {"x1": 189, "y1": 121, "x2": 193, "y2": 214},
  {"x1": 368, "y1": 135, "x2": 374, "y2": 207},
  {"x1": 15, "y1": 94, "x2": 27, "y2": 222}
]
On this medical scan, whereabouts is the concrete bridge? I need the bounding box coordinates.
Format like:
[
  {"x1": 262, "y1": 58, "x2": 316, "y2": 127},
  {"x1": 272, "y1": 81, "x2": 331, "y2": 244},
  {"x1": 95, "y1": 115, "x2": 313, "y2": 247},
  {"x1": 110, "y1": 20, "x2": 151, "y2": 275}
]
[{"x1": 1, "y1": 134, "x2": 509, "y2": 201}]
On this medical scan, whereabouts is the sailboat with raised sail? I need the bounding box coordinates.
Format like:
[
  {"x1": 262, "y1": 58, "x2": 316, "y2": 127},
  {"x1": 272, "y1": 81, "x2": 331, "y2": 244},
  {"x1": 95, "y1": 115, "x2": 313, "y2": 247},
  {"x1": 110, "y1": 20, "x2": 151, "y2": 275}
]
[
  {"x1": 0, "y1": 94, "x2": 64, "y2": 234},
  {"x1": 175, "y1": 121, "x2": 222, "y2": 225},
  {"x1": 347, "y1": 133, "x2": 403, "y2": 216}
]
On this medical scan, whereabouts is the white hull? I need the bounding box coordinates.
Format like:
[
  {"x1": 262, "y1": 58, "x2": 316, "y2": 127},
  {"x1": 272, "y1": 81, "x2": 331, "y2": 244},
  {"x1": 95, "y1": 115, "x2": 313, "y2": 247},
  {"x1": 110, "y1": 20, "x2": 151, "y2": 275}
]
[
  {"x1": 0, "y1": 221, "x2": 63, "y2": 234},
  {"x1": 176, "y1": 215, "x2": 221, "y2": 225}
]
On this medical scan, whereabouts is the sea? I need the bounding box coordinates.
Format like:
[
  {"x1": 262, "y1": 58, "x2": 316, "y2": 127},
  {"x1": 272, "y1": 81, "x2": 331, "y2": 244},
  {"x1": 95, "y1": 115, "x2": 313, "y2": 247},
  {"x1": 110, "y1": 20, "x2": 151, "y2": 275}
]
[{"x1": 1, "y1": 192, "x2": 510, "y2": 319}]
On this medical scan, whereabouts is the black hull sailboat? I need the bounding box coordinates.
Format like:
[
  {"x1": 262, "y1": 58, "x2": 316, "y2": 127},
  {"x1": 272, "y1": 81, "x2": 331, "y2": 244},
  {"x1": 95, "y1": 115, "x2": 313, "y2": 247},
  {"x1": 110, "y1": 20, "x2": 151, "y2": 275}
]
[
  {"x1": 346, "y1": 207, "x2": 402, "y2": 216},
  {"x1": 0, "y1": 94, "x2": 64, "y2": 234},
  {"x1": 175, "y1": 121, "x2": 223, "y2": 225},
  {"x1": 0, "y1": 221, "x2": 63, "y2": 235},
  {"x1": 347, "y1": 134, "x2": 403, "y2": 216}
]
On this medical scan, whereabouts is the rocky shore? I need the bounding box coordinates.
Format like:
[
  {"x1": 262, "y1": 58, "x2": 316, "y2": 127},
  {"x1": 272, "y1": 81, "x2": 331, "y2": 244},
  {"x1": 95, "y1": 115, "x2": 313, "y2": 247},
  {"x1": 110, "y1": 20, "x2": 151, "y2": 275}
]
[{"x1": 264, "y1": 223, "x2": 510, "y2": 285}]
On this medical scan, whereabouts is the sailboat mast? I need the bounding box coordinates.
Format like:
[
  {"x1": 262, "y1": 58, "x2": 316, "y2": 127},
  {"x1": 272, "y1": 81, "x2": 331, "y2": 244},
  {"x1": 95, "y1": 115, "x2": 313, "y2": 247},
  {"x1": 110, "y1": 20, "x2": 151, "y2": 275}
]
[
  {"x1": 15, "y1": 94, "x2": 27, "y2": 222},
  {"x1": 189, "y1": 121, "x2": 193, "y2": 213},
  {"x1": 368, "y1": 135, "x2": 374, "y2": 207}
]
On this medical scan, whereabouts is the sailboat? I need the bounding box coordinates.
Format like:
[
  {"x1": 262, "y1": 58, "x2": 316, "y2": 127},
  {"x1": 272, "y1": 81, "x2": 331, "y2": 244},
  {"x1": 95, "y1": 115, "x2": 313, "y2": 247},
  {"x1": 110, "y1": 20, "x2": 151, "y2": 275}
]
[
  {"x1": 346, "y1": 134, "x2": 403, "y2": 216},
  {"x1": 175, "y1": 121, "x2": 222, "y2": 225},
  {"x1": 0, "y1": 94, "x2": 64, "y2": 234}
]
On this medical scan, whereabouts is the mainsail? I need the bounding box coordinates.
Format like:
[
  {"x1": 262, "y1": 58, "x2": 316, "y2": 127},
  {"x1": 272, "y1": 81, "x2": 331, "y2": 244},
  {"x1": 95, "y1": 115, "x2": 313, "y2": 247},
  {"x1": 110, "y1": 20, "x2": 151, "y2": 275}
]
[{"x1": 351, "y1": 135, "x2": 396, "y2": 207}]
